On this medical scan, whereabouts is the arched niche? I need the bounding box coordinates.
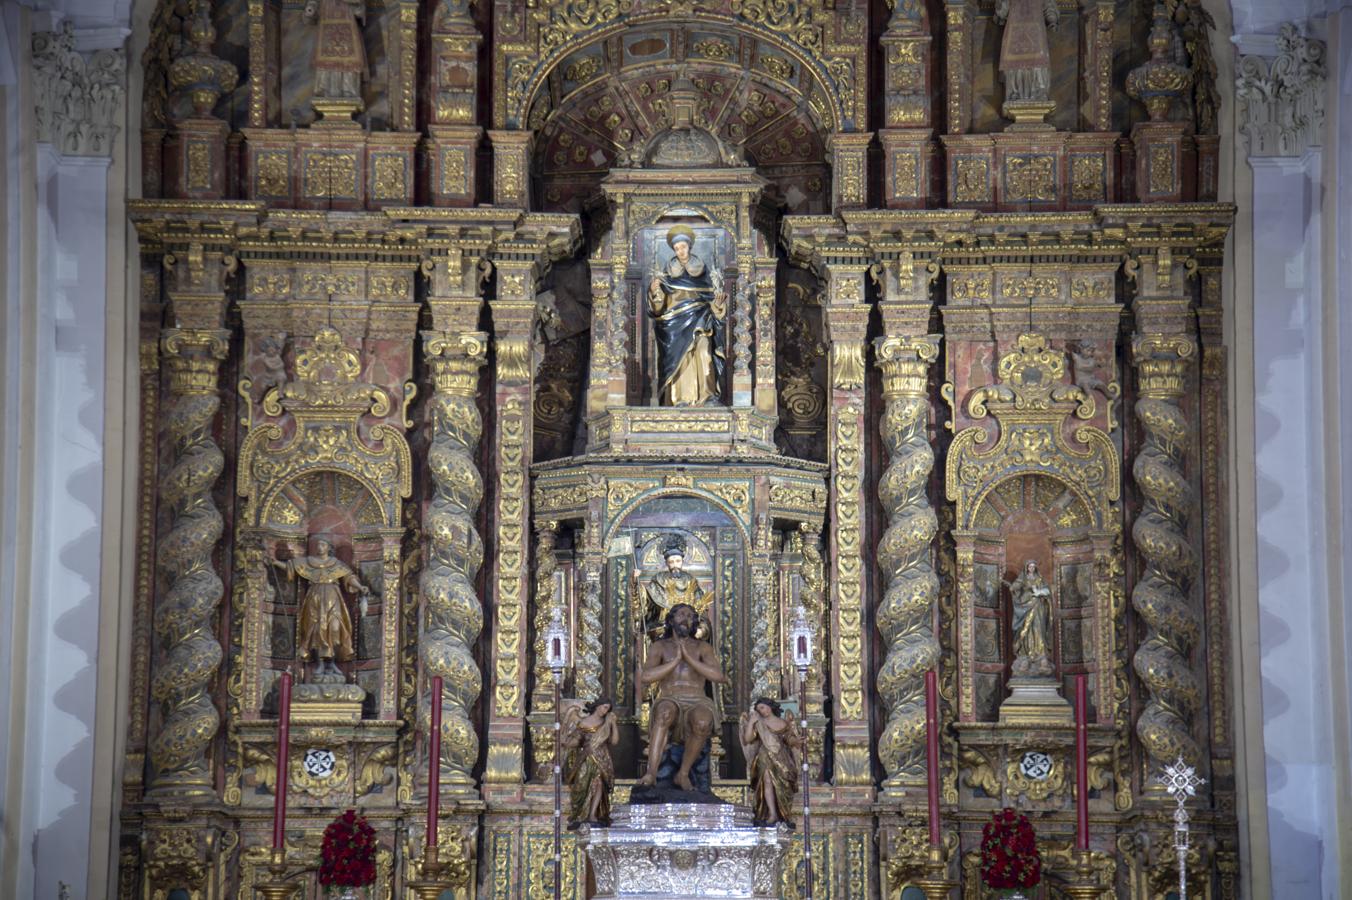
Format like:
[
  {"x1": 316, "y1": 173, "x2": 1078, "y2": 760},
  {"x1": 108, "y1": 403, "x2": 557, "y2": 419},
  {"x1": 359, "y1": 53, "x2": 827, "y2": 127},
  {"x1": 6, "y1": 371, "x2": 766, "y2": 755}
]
[
  {"x1": 521, "y1": 22, "x2": 835, "y2": 216},
  {"x1": 601, "y1": 492, "x2": 749, "y2": 780},
  {"x1": 960, "y1": 473, "x2": 1108, "y2": 723},
  {"x1": 241, "y1": 469, "x2": 404, "y2": 719}
]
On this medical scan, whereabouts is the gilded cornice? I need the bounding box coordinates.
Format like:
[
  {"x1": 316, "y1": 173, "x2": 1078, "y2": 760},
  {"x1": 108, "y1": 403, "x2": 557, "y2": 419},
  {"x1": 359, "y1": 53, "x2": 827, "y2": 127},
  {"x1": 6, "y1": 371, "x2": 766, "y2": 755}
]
[
  {"x1": 783, "y1": 204, "x2": 1236, "y2": 271},
  {"x1": 130, "y1": 203, "x2": 582, "y2": 266}
]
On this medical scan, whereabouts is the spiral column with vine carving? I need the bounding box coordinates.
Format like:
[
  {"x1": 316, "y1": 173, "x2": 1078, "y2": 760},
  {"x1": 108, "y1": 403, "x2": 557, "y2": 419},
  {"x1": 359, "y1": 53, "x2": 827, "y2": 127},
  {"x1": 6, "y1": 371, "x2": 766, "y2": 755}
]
[
  {"x1": 575, "y1": 553, "x2": 604, "y2": 701},
  {"x1": 1130, "y1": 334, "x2": 1202, "y2": 772},
  {"x1": 148, "y1": 328, "x2": 229, "y2": 796},
  {"x1": 749, "y1": 563, "x2": 780, "y2": 700},
  {"x1": 873, "y1": 335, "x2": 941, "y2": 789},
  {"x1": 796, "y1": 524, "x2": 827, "y2": 716},
  {"x1": 420, "y1": 331, "x2": 488, "y2": 792},
  {"x1": 528, "y1": 521, "x2": 559, "y2": 778}
]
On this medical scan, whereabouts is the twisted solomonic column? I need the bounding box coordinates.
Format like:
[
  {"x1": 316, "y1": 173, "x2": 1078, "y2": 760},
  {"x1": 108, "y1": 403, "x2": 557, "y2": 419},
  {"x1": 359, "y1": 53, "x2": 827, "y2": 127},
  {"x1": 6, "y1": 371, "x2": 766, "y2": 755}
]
[
  {"x1": 149, "y1": 329, "x2": 229, "y2": 796},
  {"x1": 873, "y1": 335, "x2": 942, "y2": 790},
  {"x1": 575, "y1": 558, "x2": 604, "y2": 701},
  {"x1": 528, "y1": 521, "x2": 559, "y2": 778},
  {"x1": 1130, "y1": 334, "x2": 1202, "y2": 772},
  {"x1": 749, "y1": 563, "x2": 780, "y2": 700},
  {"x1": 421, "y1": 331, "x2": 488, "y2": 791}
]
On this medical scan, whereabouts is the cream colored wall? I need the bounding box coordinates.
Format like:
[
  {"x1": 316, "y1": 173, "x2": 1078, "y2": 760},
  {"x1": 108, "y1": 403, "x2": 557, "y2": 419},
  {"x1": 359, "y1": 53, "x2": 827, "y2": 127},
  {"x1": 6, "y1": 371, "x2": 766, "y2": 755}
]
[
  {"x1": 1203, "y1": 3, "x2": 1275, "y2": 898},
  {"x1": 1222, "y1": 2, "x2": 1352, "y2": 898},
  {"x1": 0, "y1": 1, "x2": 134, "y2": 897}
]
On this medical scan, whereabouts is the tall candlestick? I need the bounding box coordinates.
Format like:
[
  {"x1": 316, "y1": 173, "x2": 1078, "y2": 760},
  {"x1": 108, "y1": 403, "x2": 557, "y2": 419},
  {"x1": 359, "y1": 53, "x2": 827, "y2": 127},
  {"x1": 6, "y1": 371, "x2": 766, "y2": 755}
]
[
  {"x1": 427, "y1": 675, "x2": 443, "y2": 856},
  {"x1": 1075, "y1": 674, "x2": 1090, "y2": 851},
  {"x1": 925, "y1": 669, "x2": 941, "y2": 846},
  {"x1": 272, "y1": 672, "x2": 293, "y2": 851}
]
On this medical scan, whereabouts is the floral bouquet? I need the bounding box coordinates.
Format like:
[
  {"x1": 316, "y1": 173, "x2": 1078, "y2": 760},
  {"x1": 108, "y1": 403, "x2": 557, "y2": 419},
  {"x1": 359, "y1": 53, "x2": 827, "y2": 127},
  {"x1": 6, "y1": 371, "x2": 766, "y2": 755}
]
[
  {"x1": 319, "y1": 809, "x2": 377, "y2": 893},
  {"x1": 980, "y1": 807, "x2": 1041, "y2": 894}
]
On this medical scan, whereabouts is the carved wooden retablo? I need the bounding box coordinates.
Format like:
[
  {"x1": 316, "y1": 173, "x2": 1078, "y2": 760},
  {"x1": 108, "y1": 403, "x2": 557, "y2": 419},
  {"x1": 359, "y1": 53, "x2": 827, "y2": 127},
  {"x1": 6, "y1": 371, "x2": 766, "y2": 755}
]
[{"x1": 124, "y1": 1, "x2": 1238, "y2": 897}]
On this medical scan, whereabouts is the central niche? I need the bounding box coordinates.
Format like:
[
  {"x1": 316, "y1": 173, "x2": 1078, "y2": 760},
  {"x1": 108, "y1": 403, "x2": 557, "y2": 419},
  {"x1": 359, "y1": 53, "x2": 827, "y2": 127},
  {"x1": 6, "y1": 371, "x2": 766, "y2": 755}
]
[{"x1": 603, "y1": 493, "x2": 748, "y2": 779}]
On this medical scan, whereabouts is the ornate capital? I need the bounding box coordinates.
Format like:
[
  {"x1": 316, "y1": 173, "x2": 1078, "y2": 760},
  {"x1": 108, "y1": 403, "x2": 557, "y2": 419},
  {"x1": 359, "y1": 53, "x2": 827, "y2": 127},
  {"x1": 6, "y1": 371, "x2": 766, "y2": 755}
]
[
  {"x1": 1237, "y1": 23, "x2": 1327, "y2": 158},
  {"x1": 32, "y1": 22, "x2": 126, "y2": 157},
  {"x1": 875, "y1": 335, "x2": 940, "y2": 399},
  {"x1": 160, "y1": 328, "x2": 229, "y2": 395},
  {"x1": 425, "y1": 330, "x2": 488, "y2": 396},
  {"x1": 1131, "y1": 334, "x2": 1196, "y2": 399}
]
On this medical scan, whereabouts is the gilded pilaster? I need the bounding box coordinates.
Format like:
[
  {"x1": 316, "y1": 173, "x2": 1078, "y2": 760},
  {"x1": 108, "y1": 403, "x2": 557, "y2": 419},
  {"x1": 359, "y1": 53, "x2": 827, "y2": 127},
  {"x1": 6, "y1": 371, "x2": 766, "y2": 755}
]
[
  {"x1": 528, "y1": 520, "x2": 560, "y2": 780},
  {"x1": 828, "y1": 132, "x2": 872, "y2": 212},
  {"x1": 483, "y1": 260, "x2": 542, "y2": 790},
  {"x1": 488, "y1": 130, "x2": 533, "y2": 208},
  {"x1": 874, "y1": 335, "x2": 941, "y2": 791},
  {"x1": 421, "y1": 330, "x2": 489, "y2": 794},
  {"x1": 148, "y1": 327, "x2": 230, "y2": 797},
  {"x1": 821, "y1": 264, "x2": 872, "y2": 790},
  {"x1": 1130, "y1": 333, "x2": 1201, "y2": 774},
  {"x1": 125, "y1": 336, "x2": 161, "y2": 804}
]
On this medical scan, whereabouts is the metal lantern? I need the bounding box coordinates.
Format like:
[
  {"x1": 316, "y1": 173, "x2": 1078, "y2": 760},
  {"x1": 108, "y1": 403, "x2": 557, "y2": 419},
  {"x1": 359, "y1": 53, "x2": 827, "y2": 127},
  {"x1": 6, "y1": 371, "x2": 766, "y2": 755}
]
[
  {"x1": 544, "y1": 605, "x2": 570, "y2": 671},
  {"x1": 790, "y1": 604, "x2": 813, "y2": 670}
]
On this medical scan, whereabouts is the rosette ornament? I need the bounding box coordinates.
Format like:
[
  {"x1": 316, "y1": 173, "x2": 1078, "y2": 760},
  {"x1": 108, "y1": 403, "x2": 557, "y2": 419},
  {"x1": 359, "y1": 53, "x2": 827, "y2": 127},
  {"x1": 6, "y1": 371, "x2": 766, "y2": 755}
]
[
  {"x1": 167, "y1": 0, "x2": 238, "y2": 118},
  {"x1": 1126, "y1": 3, "x2": 1192, "y2": 121}
]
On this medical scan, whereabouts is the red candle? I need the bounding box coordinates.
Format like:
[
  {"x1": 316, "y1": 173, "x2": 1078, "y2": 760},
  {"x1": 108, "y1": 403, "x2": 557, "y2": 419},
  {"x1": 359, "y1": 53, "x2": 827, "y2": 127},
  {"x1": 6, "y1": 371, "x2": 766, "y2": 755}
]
[
  {"x1": 925, "y1": 669, "x2": 941, "y2": 846},
  {"x1": 272, "y1": 672, "x2": 292, "y2": 851},
  {"x1": 1075, "y1": 674, "x2": 1090, "y2": 851},
  {"x1": 427, "y1": 675, "x2": 443, "y2": 855}
]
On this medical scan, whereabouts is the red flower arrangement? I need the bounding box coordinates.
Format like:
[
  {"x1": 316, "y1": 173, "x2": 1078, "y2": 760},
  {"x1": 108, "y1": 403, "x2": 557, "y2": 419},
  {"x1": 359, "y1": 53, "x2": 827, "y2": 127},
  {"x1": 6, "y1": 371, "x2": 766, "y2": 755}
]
[
  {"x1": 319, "y1": 809, "x2": 378, "y2": 890},
  {"x1": 980, "y1": 807, "x2": 1041, "y2": 891}
]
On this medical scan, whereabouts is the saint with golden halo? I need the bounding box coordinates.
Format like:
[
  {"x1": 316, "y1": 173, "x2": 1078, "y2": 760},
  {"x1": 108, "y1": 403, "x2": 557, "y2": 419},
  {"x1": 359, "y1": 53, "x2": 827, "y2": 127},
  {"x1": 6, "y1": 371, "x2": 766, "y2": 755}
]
[{"x1": 647, "y1": 225, "x2": 726, "y2": 406}]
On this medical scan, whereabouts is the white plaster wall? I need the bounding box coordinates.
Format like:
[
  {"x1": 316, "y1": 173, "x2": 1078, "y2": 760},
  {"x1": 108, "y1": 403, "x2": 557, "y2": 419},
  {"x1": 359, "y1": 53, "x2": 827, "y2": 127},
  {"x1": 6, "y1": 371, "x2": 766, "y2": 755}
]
[
  {"x1": 1248, "y1": 150, "x2": 1335, "y2": 897},
  {"x1": 0, "y1": 1, "x2": 129, "y2": 896},
  {"x1": 28, "y1": 145, "x2": 110, "y2": 900},
  {"x1": 1229, "y1": 0, "x2": 1352, "y2": 897}
]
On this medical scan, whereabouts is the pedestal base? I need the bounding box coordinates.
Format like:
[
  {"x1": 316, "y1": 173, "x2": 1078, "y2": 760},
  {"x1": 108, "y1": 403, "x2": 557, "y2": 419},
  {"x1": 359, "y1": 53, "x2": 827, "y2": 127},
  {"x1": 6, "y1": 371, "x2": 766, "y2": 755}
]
[
  {"x1": 291, "y1": 681, "x2": 365, "y2": 723},
  {"x1": 999, "y1": 676, "x2": 1073, "y2": 725},
  {"x1": 582, "y1": 804, "x2": 786, "y2": 899}
]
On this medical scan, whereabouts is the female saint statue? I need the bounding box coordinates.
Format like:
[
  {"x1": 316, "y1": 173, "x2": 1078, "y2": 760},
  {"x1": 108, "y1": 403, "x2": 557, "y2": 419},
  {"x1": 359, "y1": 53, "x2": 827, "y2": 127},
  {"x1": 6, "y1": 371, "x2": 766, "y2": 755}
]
[
  {"x1": 562, "y1": 698, "x2": 619, "y2": 828},
  {"x1": 303, "y1": 0, "x2": 367, "y2": 109},
  {"x1": 740, "y1": 697, "x2": 804, "y2": 827},
  {"x1": 995, "y1": 0, "x2": 1059, "y2": 106},
  {"x1": 1004, "y1": 559, "x2": 1054, "y2": 677},
  {"x1": 648, "y1": 226, "x2": 726, "y2": 407},
  {"x1": 270, "y1": 538, "x2": 369, "y2": 676}
]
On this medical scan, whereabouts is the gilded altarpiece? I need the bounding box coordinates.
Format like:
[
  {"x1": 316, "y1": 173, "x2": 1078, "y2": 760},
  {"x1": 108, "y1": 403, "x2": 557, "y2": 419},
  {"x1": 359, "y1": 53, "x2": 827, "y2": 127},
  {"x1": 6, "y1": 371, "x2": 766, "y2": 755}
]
[{"x1": 126, "y1": 0, "x2": 1239, "y2": 897}]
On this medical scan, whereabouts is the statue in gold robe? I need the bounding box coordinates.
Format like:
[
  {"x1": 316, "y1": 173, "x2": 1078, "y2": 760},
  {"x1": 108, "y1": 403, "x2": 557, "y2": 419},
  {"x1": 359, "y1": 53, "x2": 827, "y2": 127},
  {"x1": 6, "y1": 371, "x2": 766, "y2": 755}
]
[
  {"x1": 562, "y1": 698, "x2": 619, "y2": 829},
  {"x1": 271, "y1": 538, "x2": 369, "y2": 676},
  {"x1": 635, "y1": 534, "x2": 711, "y2": 641},
  {"x1": 648, "y1": 226, "x2": 726, "y2": 407},
  {"x1": 303, "y1": 0, "x2": 367, "y2": 108}
]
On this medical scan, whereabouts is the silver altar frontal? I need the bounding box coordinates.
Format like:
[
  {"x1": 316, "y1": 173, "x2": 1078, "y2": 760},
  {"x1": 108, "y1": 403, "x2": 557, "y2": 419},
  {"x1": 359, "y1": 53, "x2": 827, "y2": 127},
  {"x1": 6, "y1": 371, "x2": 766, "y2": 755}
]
[{"x1": 580, "y1": 804, "x2": 789, "y2": 899}]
